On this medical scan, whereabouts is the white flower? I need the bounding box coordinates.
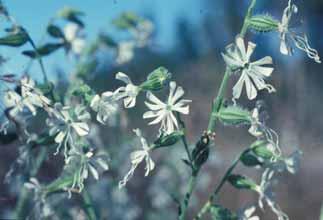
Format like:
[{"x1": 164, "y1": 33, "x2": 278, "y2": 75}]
[
  {"x1": 143, "y1": 81, "x2": 191, "y2": 135},
  {"x1": 115, "y1": 72, "x2": 140, "y2": 108},
  {"x1": 119, "y1": 129, "x2": 155, "y2": 188},
  {"x1": 3, "y1": 76, "x2": 51, "y2": 116},
  {"x1": 222, "y1": 37, "x2": 275, "y2": 100},
  {"x1": 64, "y1": 23, "x2": 85, "y2": 55},
  {"x1": 116, "y1": 41, "x2": 135, "y2": 64},
  {"x1": 20, "y1": 75, "x2": 51, "y2": 108},
  {"x1": 90, "y1": 91, "x2": 119, "y2": 124},
  {"x1": 238, "y1": 206, "x2": 259, "y2": 220},
  {"x1": 65, "y1": 148, "x2": 109, "y2": 192},
  {"x1": 254, "y1": 169, "x2": 289, "y2": 220},
  {"x1": 278, "y1": 0, "x2": 320, "y2": 63},
  {"x1": 248, "y1": 108, "x2": 263, "y2": 137},
  {"x1": 47, "y1": 104, "x2": 90, "y2": 158}
]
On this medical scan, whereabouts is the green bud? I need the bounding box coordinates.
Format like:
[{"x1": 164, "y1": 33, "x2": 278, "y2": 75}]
[
  {"x1": 240, "y1": 151, "x2": 263, "y2": 167},
  {"x1": 70, "y1": 81, "x2": 95, "y2": 105},
  {"x1": 153, "y1": 130, "x2": 183, "y2": 148},
  {"x1": 248, "y1": 15, "x2": 279, "y2": 33},
  {"x1": 139, "y1": 67, "x2": 172, "y2": 91},
  {"x1": 250, "y1": 140, "x2": 275, "y2": 160},
  {"x1": 216, "y1": 105, "x2": 251, "y2": 126},
  {"x1": 227, "y1": 174, "x2": 257, "y2": 190}
]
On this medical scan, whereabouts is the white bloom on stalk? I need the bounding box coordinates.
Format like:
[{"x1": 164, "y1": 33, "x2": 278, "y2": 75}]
[
  {"x1": 116, "y1": 41, "x2": 135, "y2": 64},
  {"x1": 238, "y1": 206, "x2": 259, "y2": 220},
  {"x1": 119, "y1": 129, "x2": 155, "y2": 188},
  {"x1": 222, "y1": 37, "x2": 275, "y2": 100},
  {"x1": 65, "y1": 148, "x2": 109, "y2": 192},
  {"x1": 278, "y1": 0, "x2": 320, "y2": 63},
  {"x1": 90, "y1": 91, "x2": 119, "y2": 124},
  {"x1": 115, "y1": 72, "x2": 140, "y2": 108},
  {"x1": 47, "y1": 104, "x2": 90, "y2": 159},
  {"x1": 3, "y1": 76, "x2": 50, "y2": 116},
  {"x1": 143, "y1": 81, "x2": 191, "y2": 135},
  {"x1": 64, "y1": 23, "x2": 85, "y2": 55}
]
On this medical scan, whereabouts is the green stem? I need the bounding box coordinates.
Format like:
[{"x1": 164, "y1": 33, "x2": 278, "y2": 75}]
[
  {"x1": 179, "y1": 172, "x2": 198, "y2": 220},
  {"x1": 81, "y1": 189, "x2": 98, "y2": 220},
  {"x1": 27, "y1": 37, "x2": 49, "y2": 83},
  {"x1": 207, "y1": 68, "x2": 231, "y2": 133},
  {"x1": 195, "y1": 0, "x2": 257, "y2": 218},
  {"x1": 194, "y1": 149, "x2": 249, "y2": 219}
]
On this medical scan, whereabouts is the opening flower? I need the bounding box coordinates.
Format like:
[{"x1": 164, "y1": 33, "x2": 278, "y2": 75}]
[
  {"x1": 143, "y1": 81, "x2": 191, "y2": 135},
  {"x1": 115, "y1": 72, "x2": 140, "y2": 108},
  {"x1": 222, "y1": 37, "x2": 275, "y2": 100},
  {"x1": 119, "y1": 129, "x2": 155, "y2": 188},
  {"x1": 278, "y1": 0, "x2": 320, "y2": 63},
  {"x1": 90, "y1": 91, "x2": 119, "y2": 125}
]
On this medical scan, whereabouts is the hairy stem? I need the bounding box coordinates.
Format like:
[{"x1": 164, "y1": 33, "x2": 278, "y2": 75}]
[
  {"x1": 82, "y1": 189, "x2": 98, "y2": 220},
  {"x1": 179, "y1": 172, "x2": 198, "y2": 220},
  {"x1": 195, "y1": 0, "x2": 257, "y2": 218}
]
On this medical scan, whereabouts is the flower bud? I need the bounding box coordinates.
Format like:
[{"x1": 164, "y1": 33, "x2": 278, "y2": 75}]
[
  {"x1": 240, "y1": 151, "x2": 263, "y2": 167},
  {"x1": 139, "y1": 67, "x2": 172, "y2": 91},
  {"x1": 153, "y1": 130, "x2": 183, "y2": 148},
  {"x1": 248, "y1": 15, "x2": 279, "y2": 33},
  {"x1": 250, "y1": 140, "x2": 275, "y2": 160},
  {"x1": 216, "y1": 105, "x2": 251, "y2": 126},
  {"x1": 227, "y1": 174, "x2": 258, "y2": 190}
]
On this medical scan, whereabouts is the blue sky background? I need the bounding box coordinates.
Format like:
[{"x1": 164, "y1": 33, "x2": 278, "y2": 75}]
[{"x1": 0, "y1": 0, "x2": 207, "y2": 80}]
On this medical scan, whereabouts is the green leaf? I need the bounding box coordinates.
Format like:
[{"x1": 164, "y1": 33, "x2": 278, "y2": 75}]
[
  {"x1": 112, "y1": 12, "x2": 141, "y2": 30},
  {"x1": 57, "y1": 7, "x2": 85, "y2": 27},
  {"x1": 22, "y1": 43, "x2": 63, "y2": 58},
  {"x1": 45, "y1": 177, "x2": 74, "y2": 195},
  {"x1": 240, "y1": 151, "x2": 263, "y2": 167},
  {"x1": 47, "y1": 24, "x2": 64, "y2": 39},
  {"x1": 99, "y1": 33, "x2": 117, "y2": 47},
  {"x1": 0, "y1": 27, "x2": 29, "y2": 47},
  {"x1": 227, "y1": 174, "x2": 257, "y2": 190}
]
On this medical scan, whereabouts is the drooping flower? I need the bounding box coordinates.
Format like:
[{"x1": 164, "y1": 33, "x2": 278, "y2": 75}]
[
  {"x1": 278, "y1": 0, "x2": 320, "y2": 63},
  {"x1": 47, "y1": 103, "x2": 90, "y2": 159},
  {"x1": 90, "y1": 91, "x2": 119, "y2": 124},
  {"x1": 222, "y1": 37, "x2": 275, "y2": 100},
  {"x1": 254, "y1": 169, "x2": 289, "y2": 220},
  {"x1": 63, "y1": 23, "x2": 85, "y2": 55},
  {"x1": 119, "y1": 129, "x2": 155, "y2": 188},
  {"x1": 143, "y1": 81, "x2": 191, "y2": 134},
  {"x1": 115, "y1": 72, "x2": 140, "y2": 108}
]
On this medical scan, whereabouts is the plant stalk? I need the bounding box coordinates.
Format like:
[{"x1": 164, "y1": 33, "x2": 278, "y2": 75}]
[{"x1": 195, "y1": 0, "x2": 257, "y2": 218}]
